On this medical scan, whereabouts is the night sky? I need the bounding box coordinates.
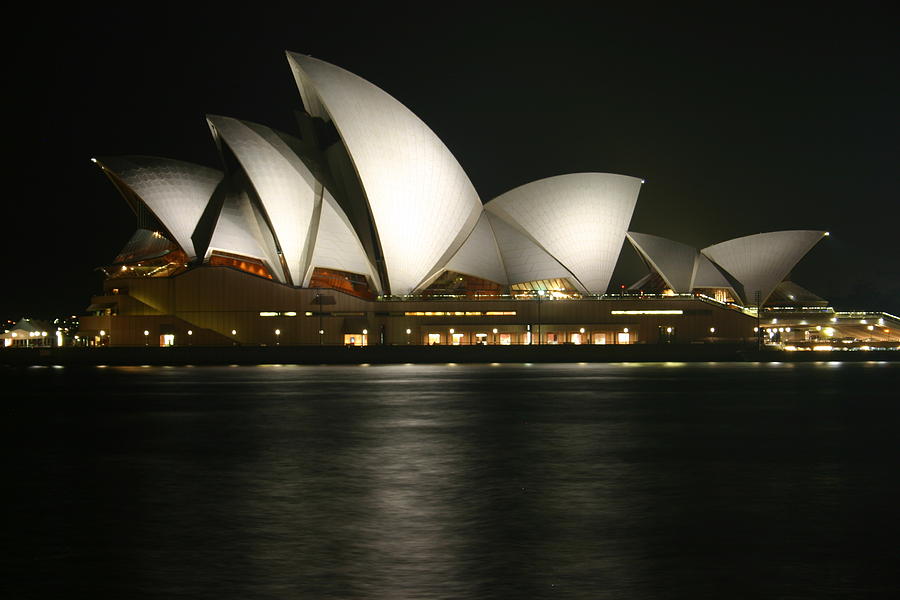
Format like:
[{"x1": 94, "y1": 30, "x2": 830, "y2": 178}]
[{"x1": 8, "y1": 3, "x2": 898, "y2": 319}]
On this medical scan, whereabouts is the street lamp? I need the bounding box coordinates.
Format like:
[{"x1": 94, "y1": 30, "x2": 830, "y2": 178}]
[
  {"x1": 492, "y1": 327, "x2": 498, "y2": 345},
  {"x1": 143, "y1": 330, "x2": 149, "y2": 346},
  {"x1": 275, "y1": 329, "x2": 280, "y2": 345},
  {"x1": 405, "y1": 328, "x2": 411, "y2": 344}
]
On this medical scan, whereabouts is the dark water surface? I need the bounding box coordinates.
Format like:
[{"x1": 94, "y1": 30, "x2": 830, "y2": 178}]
[{"x1": 5, "y1": 362, "x2": 900, "y2": 599}]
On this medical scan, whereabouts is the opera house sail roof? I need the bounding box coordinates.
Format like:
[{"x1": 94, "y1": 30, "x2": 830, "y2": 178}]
[
  {"x1": 626, "y1": 230, "x2": 828, "y2": 306},
  {"x1": 92, "y1": 52, "x2": 826, "y2": 306}
]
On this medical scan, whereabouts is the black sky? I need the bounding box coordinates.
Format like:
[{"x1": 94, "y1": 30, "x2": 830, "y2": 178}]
[{"x1": 7, "y1": 2, "x2": 898, "y2": 318}]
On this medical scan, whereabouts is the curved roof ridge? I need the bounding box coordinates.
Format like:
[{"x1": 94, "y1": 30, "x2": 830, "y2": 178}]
[
  {"x1": 485, "y1": 173, "x2": 642, "y2": 294},
  {"x1": 206, "y1": 115, "x2": 322, "y2": 285},
  {"x1": 94, "y1": 156, "x2": 222, "y2": 260},
  {"x1": 701, "y1": 230, "x2": 828, "y2": 305},
  {"x1": 286, "y1": 52, "x2": 483, "y2": 295},
  {"x1": 625, "y1": 231, "x2": 699, "y2": 293}
]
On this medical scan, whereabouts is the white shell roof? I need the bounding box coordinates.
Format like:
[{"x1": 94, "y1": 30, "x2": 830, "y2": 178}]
[
  {"x1": 485, "y1": 173, "x2": 642, "y2": 293},
  {"x1": 701, "y1": 230, "x2": 827, "y2": 305},
  {"x1": 207, "y1": 115, "x2": 319, "y2": 286},
  {"x1": 286, "y1": 53, "x2": 483, "y2": 295},
  {"x1": 486, "y1": 212, "x2": 576, "y2": 287},
  {"x1": 206, "y1": 184, "x2": 285, "y2": 283},
  {"x1": 441, "y1": 212, "x2": 508, "y2": 285},
  {"x1": 302, "y1": 188, "x2": 383, "y2": 291},
  {"x1": 97, "y1": 156, "x2": 222, "y2": 259},
  {"x1": 626, "y1": 232, "x2": 698, "y2": 293},
  {"x1": 692, "y1": 253, "x2": 734, "y2": 290}
]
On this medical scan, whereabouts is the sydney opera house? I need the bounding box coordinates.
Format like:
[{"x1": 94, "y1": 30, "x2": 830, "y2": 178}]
[{"x1": 78, "y1": 52, "x2": 894, "y2": 349}]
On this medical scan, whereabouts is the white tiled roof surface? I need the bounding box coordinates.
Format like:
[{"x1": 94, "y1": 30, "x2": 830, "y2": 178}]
[
  {"x1": 303, "y1": 188, "x2": 382, "y2": 291},
  {"x1": 441, "y1": 212, "x2": 508, "y2": 285},
  {"x1": 206, "y1": 184, "x2": 285, "y2": 282},
  {"x1": 208, "y1": 115, "x2": 319, "y2": 285},
  {"x1": 486, "y1": 173, "x2": 641, "y2": 293},
  {"x1": 702, "y1": 230, "x2": 826, "y2": 305},
  {"x1": 287, "y1": 53, "x2": 482, "y2": 295},
  {"x1": 486, "y1": 213, "x2": 576, "y2": 288},
  {"x1": 98, "y1": 156, "x2": 222, "y2": 259},
  {"x1": 626, "y1": 232, "x2": 698, "y2": 293}
]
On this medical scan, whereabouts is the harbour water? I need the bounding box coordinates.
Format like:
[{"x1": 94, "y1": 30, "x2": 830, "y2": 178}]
[{"x1": 5, "y1": 362, "x2": 899, "y2": 598}]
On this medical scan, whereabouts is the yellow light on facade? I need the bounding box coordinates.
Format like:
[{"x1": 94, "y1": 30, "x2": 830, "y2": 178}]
[
  {"x1": 611, "y1": 310, "x2": 683, "y2": 315},
  {"x1": 11, "y1": 332, "x2": 16, "y2": 338},
  {"x1": 41, "y1": 331, "x2": 47, "y2": 336}
]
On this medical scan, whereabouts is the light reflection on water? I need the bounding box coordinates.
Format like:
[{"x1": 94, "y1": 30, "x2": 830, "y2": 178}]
[{"x1": 5, "y1": 362, "x2": 900, "y2": 599}]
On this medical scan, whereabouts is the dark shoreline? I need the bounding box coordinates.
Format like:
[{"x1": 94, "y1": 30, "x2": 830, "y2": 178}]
[{"x1": 2, "y1": 344, "x2": 897, "y2": 366}]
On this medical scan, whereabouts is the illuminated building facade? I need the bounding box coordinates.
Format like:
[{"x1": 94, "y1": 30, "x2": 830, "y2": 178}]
[{"x1": 79, "y1": 53, "x2": 889, "y2": 349}]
